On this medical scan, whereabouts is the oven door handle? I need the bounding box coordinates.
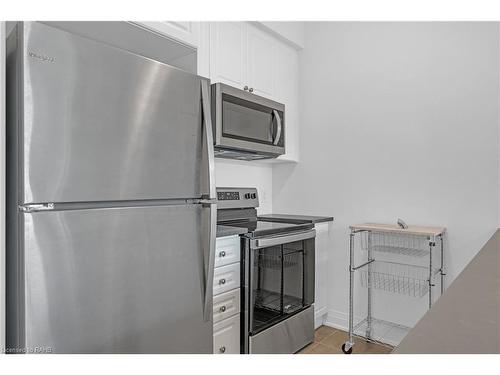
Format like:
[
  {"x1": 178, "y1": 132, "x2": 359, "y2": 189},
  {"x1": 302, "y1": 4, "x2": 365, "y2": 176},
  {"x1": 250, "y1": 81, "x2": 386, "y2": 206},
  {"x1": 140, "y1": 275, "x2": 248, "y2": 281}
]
[{"x1": 250, "y1": 229, "x2": 316, "y2": 249}]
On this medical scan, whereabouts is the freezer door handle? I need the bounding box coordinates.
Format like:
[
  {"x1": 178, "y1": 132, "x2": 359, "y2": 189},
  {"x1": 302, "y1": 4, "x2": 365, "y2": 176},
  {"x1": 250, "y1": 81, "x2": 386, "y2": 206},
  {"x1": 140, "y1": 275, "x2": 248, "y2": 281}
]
[
  {"x1": 19, "y1": 203, "x2": 55, "y2": 212},
  {"x1": 203, "y1": 202, "x2": 217, "y2": 322},
  {"x1": 201, "y1": 79, "x2": 216, "y2": 200}
]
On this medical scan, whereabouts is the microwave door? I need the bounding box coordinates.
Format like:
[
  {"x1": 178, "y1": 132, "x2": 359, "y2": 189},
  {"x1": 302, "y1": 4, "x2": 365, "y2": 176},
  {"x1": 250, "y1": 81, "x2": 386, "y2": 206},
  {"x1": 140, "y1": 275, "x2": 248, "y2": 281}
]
[{"x1": 212, "y1": 83, "x2": 285, "y2": 157}]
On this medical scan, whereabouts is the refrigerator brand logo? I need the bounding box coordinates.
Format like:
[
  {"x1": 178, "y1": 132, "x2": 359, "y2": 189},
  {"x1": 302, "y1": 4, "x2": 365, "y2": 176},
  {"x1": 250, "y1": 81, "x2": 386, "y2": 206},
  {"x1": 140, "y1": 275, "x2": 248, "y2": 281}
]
[{"x1": 28, "y1": 51, "x2": 55, "y2": 63}]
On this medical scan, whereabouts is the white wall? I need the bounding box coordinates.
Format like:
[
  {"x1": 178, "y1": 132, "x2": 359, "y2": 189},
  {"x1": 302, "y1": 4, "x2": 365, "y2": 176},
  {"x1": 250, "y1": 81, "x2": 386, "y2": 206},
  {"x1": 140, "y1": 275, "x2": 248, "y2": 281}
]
[
  {"x1": 257, "y1": 22, "x2": 305, "y2": 49},
  {"x1": 215, "y1": 159, "x2": 273, "y2": 214},
  {"x1": 273, "y1": 22, "x2": 500, "y2": 341}
]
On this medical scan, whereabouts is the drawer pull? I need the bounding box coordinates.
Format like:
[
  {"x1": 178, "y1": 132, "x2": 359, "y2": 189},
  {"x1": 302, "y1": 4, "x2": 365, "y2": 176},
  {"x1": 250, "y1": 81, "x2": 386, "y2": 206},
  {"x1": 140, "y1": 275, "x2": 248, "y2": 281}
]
[
  {"x1": 219, "y1": 305, "x2": 227, "y2": 312},
  {"x1": 219, "y1": 346, "x2": 226, "y2": 353},
  {"x1": 219, "y1": 278, "x2": 226, "y2": 285},
  {"x1": 219, "y1": 251, "x2": 226, "y2": 257}
]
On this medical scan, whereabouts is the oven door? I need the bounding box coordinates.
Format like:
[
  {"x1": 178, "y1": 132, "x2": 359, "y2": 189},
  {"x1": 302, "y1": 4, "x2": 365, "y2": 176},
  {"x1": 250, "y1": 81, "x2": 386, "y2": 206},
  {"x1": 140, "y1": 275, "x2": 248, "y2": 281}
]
[
  {"x1": 245, "y1": 229, "x2": 315, "y2": 340},
  {"x1": 212, "y1": 83, "x2": 285, "y2": 157}
]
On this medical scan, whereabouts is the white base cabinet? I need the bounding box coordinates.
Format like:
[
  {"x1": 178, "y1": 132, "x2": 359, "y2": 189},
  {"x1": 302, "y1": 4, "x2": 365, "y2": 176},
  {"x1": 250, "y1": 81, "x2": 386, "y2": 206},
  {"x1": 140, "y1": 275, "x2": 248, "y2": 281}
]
[
  {"x1": 213, "y1": 235, "x2": 241, "y2": 354},
  {"x1": 213, "y1": 314, "x2": 240, "y2": 355},
  {"x1": 314, "y1": 222, "x2": 331, "y2": 328}
]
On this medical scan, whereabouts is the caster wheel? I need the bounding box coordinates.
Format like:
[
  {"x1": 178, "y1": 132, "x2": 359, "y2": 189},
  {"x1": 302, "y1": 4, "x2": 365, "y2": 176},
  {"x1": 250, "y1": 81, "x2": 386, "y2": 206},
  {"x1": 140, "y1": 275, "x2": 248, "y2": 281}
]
[{"x1": 341, "y1": 343, "x2": 353, "y2": 354}]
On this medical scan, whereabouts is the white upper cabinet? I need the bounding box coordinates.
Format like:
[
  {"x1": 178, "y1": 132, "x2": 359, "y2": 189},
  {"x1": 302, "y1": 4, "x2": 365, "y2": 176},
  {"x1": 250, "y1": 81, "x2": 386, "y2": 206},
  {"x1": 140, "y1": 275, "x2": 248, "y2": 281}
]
[
  {"x1": 209, "y1": 22, "x2": 247, "y2": 88},
  {"x1": 134, "y1": 21, "x2": 301, "y2": 162},
  {"x1": 136, "y1": 22, "x2": 199, "y2": 48},
  {"x1": 208, "y1": 22, "x2": 301, "y2": 163},
  {"x1": 246, "y1": 24, "x2": 276, "y2": 99},
  {"x1": 209, "y1": 23, "x2": 276, "y2": 99}
]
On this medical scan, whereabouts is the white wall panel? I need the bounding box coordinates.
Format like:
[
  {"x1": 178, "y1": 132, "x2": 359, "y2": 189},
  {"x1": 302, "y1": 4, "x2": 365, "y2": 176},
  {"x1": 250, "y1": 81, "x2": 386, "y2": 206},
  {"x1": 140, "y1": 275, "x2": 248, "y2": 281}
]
[{"x1": 273, "y1": 22, "x2": 500, "y2": 343}]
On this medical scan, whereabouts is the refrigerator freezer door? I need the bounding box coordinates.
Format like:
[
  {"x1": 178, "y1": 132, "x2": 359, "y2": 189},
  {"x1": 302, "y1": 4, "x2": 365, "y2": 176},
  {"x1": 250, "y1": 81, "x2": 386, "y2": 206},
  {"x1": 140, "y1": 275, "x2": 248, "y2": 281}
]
[
  {"x1": 20, "y1": 205, "x2": 212, "y2": 353},
  {"x1": 20, "y1": 22, "x2": 208, "y2": 203}
]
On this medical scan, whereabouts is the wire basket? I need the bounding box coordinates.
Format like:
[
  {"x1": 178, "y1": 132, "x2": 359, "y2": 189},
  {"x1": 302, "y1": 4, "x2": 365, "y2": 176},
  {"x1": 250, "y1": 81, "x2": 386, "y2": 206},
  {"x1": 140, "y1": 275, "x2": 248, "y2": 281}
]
[
  {"x1": 257, "y1": 251, "x2": 301, "y2": 270},
  {"x1": 359, "y1": 261, "x2": 431, "y2": 298},
  {"x1": 254, "y1": 289, "x2": 303, "y2": 314},
  {"x1": 361, "y1": 231, "x2": 430, "y2": 257}
]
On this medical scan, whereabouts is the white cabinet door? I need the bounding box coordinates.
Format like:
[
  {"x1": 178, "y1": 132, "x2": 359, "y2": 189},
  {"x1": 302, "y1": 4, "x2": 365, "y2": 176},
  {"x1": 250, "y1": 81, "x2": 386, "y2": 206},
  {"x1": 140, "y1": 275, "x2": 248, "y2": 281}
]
[
  {"x1": 213, "y1": 288, "x2": 241, "y2": 324},
  {"x1": 136, "y1": 21, "x2": 199, "y2": 48},
  {"x1": 246, "y1": 24, "x2": 276, "y2": 99},
  {"x1": 215, "y1": 235, "x2": 241, "y2": 268},
  {"x1": 209, "y1": 22, "x2": 247, "y2": 89},
  {"x1": 213, "y1": 262, "x2": 240, "y2": 296},
  {"x1": 213, "y1": 315, "x2": 240, "y2": 354}
]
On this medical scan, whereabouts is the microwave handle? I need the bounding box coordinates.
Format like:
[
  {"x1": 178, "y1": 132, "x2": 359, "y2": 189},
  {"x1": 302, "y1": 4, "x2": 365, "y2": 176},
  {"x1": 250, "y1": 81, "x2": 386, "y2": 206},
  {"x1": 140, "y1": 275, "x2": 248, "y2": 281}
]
[{"x1": 272, "y1": 110, "x2": 282, "y2": 146}]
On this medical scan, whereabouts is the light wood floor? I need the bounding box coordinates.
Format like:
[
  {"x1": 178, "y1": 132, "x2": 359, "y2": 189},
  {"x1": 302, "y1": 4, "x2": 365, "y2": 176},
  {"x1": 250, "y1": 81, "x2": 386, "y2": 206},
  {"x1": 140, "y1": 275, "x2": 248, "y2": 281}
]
[{"x1": 299, "y1": 325, "x2": 393, "y2": 354}]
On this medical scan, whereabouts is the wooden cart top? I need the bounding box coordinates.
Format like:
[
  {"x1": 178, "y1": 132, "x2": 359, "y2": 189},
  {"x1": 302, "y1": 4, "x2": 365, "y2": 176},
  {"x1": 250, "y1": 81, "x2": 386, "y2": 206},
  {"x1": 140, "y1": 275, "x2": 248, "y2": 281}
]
[{"x1": 349, "y1": 223, "x2": 446, "y2": 237}]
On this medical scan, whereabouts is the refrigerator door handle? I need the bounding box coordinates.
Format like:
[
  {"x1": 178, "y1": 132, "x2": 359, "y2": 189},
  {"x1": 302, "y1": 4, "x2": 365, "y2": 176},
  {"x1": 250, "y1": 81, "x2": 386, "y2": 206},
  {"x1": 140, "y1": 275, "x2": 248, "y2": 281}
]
[
  {"x1": 200, "y1": 79, "x2": 216, "y2": 200},
  {"x1": 200, "y1": 79, "x2": 217, "y2": 322},
  {"x1": 202, "y1": 201, "x2": 217, "y2": 322}
]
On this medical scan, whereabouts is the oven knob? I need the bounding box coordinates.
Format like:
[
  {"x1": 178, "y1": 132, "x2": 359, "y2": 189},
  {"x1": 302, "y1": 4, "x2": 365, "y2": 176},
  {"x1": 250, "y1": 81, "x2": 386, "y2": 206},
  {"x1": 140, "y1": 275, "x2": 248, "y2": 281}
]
[
  {"x1": 251, "y1": 193, "x2": 256, "y2": 199},
  {"x1": 244, "y1": 193, "x2": 251, "y2": 199}
]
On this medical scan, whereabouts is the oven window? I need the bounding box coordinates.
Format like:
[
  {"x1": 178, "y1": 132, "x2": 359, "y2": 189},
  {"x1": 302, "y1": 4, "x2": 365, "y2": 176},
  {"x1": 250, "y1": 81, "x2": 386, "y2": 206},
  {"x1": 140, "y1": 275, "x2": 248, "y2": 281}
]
[
  {"x1": 222, "y1": 94, "x2": 283, "y2": 145},
  {"x1": 250, "y1": 240, "x2": 305, "y2": 334}
]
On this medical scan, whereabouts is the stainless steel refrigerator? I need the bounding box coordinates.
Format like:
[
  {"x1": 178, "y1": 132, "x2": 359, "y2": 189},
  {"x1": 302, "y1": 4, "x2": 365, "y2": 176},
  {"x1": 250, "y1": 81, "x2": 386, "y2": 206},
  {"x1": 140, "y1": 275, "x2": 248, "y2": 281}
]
[{"x1": 6, "y1": 22, "x2": 216, "y2": 353}]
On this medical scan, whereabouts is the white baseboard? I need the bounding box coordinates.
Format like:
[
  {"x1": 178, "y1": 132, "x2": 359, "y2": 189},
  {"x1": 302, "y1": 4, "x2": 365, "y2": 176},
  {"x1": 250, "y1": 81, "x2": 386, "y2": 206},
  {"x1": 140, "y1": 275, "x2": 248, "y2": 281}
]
[
  {"x1": 314, "y1": 306, "x2": 328, "y2": 329},
  {"x1": 324, "y1": 309, "x2": 362, "y2": 332}
]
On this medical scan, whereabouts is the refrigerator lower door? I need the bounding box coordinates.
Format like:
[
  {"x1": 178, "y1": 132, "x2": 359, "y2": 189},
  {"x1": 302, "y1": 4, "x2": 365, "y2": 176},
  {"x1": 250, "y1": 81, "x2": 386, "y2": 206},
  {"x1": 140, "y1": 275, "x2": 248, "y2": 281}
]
[
  {"x1": 19, "y1": 204, "x2": 213, "y2": 353},
  {"x1": 19, "y1": 21, "x2": 209, "y2": 203}
]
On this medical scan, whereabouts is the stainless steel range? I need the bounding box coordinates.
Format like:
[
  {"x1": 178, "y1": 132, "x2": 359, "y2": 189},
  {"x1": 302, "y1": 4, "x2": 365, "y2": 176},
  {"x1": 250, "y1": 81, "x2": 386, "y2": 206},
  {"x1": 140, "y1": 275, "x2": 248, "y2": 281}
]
[{"x1": 217, "y1": 187, "x2": 316, "y2": 354}]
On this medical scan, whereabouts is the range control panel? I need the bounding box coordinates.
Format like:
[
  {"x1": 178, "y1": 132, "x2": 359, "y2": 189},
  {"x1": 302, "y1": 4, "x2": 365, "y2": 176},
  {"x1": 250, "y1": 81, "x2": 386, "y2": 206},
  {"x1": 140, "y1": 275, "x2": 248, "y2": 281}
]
[
  {"x1": 216, "y1": 187, "x2": 259, "y2": 209},
  {"x1": 217, "y1": 191, "x2": 240, "y2": 201}
]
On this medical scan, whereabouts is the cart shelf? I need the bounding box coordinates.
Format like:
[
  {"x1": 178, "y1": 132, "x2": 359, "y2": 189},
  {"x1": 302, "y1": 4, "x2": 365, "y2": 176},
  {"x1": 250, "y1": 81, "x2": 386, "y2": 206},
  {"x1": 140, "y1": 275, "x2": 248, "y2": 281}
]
[{"x1": 353, "y1": 318, "x2": 410, "y2": 347}]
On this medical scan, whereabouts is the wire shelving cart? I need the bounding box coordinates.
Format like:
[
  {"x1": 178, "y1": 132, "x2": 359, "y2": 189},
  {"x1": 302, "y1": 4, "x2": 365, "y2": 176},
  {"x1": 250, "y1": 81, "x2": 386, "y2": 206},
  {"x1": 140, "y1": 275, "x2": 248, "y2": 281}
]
[{"x1": 341, "y1": 223, "x2": 446, "y2": 354}]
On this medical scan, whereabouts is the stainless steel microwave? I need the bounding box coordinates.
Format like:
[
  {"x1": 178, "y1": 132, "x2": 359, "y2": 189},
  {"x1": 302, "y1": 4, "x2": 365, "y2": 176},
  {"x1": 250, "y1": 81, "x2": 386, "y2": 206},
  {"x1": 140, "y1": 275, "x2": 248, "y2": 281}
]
[{"x1": 211, "y1": 83, "x2": 285, "y2": 160}]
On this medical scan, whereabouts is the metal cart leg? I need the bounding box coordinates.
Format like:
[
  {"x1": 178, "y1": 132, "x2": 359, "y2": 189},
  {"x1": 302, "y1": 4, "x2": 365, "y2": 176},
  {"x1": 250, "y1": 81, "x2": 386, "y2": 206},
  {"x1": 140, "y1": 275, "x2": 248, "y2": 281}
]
[
  {"x1": 342, "y1": 230, "x2": 356, "y2": 354},
  {"x1": 366, "y1": 231, "x2": 373, "y2": 340},
  {"x1": 428, "y1": 237, "x2": 436, "y2": 309},
  {"x1": 440, "y1": 235, "x2": 445, "y2": 295}
]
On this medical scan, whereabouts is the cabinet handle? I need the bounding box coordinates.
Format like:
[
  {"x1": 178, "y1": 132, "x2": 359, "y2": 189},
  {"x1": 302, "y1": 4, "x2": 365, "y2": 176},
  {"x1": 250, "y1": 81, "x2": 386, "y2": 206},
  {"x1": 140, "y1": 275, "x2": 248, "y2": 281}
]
[
  {"x1": 249, "y1": 87, "x2": 254, "y2": 93},
  {"x1": 219, "y1": 278, "x2": 226, "y2": 285},
  {"x1": 219, "y1": 305, "x2": 227, "y2": 312},
  {"x1": 219, "y1": 346, "x2": 226, "y2": 353},
  {"x1": 219, "y1": 251, "x2": 226, "y2": 257},
  {"x1": 244, "y1": 85, "x2": 249, "y2": 91}
]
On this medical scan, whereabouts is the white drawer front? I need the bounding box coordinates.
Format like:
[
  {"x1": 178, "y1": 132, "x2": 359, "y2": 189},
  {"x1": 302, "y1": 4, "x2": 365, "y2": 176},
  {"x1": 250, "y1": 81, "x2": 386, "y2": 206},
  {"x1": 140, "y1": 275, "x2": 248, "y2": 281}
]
[
  {"x1": 215, "y1": 235, "x2": 240, "y2": 268},
  {"x1": 213, "y1": 288, "x2": 240, "y2": 324},
  {"x1": 213, "y1": 314, "x2": 240, "y2": 354},
  {"x1": 213, "y1": 262, "x2": 240, "y2": 296}
]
